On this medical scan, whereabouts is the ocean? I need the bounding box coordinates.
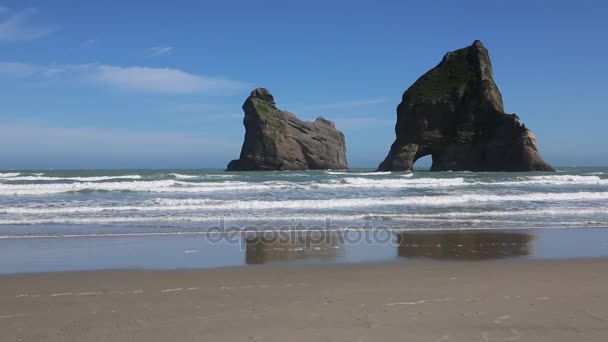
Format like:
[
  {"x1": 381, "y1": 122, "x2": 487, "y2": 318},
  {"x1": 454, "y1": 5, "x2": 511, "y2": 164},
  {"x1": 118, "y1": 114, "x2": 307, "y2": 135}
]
[
  {"x1": 2, "y1": 167, "x2": 608, "y2": 273},
  {"x1": 1, "y1": 167, "x2": 608, "y2": 237}
]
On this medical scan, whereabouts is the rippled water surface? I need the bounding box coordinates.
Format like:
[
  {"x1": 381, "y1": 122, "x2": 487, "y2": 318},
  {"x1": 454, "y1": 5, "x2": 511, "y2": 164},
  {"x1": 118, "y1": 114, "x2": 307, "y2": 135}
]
[{"x1": 1, "y1": 167, "x2": 608, "y2": 238}]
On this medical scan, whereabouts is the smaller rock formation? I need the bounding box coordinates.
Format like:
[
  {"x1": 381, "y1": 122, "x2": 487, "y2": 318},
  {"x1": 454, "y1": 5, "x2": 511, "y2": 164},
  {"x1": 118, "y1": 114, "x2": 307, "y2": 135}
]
[
  {"x1": 378, "y1": 40, "x2": 554, "y2": 172},
  {"x1": 227, "y1": 88, "x2": 348, "y2": 171}
]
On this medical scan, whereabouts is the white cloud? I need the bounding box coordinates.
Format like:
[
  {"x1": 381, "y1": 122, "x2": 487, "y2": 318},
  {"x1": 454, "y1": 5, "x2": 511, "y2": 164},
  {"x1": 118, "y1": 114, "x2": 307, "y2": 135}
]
[
  {"x1": 92, "y1": 65, "x2": 246, "y2": 94},
  {"x1": 147, "y1": 46, "x2": 174, "y2": 57},
  {"x1": 0, "y1": 61, "x2": 249, "y2": 95},
  {"x1": 0, "y1": 8, "x2": 56, "y2": 43}
]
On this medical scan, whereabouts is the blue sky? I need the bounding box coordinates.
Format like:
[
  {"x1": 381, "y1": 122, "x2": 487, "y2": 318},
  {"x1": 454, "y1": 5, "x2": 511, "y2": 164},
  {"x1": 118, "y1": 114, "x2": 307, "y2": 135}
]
[{"x1": 1, "y1": 0, "x2": 607, "y2": 169}]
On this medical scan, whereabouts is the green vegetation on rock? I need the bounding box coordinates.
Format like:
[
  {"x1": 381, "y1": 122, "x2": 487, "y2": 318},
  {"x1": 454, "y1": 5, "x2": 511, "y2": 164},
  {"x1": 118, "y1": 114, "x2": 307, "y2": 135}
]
[
  {"x1": 251, "y1": 98, "x2": 274, "y2": 122},
  {"x1": 405, "y1": 47, "x2": 475, "y2": 102},
  {"x1": 378, "y1": 40, "x2": 554, "y2": 172}
]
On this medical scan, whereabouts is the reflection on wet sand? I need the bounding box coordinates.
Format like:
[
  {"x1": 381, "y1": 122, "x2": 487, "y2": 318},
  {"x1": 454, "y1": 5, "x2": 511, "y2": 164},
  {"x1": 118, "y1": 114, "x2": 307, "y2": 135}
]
[
  {"x1": 396, "y1": 231, "x2": 534, "y2": 260},
  {"x1": 245, "y1": 232, "x2": 342, "y2": 264}
]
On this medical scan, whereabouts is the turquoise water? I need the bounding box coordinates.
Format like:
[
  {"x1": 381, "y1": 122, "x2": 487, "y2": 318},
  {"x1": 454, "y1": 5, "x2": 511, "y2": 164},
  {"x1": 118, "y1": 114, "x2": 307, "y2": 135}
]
[{"x1": 1, "y1": 167, "x2": 608, "y2": 237}]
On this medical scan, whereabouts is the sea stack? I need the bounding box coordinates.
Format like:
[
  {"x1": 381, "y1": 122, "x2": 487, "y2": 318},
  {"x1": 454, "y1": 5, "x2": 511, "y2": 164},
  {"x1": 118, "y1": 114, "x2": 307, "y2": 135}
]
[
  {"x1": 227, "y1": 88, "x2": 348, "y2": 171},
  {"x1": 378, "y1": 40, "x2": 554, "y2": 172}
]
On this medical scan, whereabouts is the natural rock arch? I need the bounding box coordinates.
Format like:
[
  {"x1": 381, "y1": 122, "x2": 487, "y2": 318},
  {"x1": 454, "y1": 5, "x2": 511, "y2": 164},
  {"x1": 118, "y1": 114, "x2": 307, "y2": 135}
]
[
  {"x1": 378, "y1": 40, "x2": 554, "y2": 172},
  {"x1": 412, "y1": 154, "x2": 433, "y2": 170}
]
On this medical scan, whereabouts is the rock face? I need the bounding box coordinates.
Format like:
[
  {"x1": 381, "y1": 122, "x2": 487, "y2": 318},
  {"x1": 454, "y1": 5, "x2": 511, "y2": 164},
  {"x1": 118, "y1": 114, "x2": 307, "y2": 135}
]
[
  {"x1": 378, "y1": 40, "x2": 554, "y2": 172},
  {"x1": 227, "y1": 88, "x2": 347, "y2": 171}
]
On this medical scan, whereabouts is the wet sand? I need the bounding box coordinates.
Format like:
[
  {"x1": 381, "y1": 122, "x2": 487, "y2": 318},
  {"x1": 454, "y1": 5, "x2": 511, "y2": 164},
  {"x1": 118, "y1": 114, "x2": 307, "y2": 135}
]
[
  {"x1": 2, "y1": 259, "x2": 608, "y2": 341},
  {"x1": 4, "y1": 228, "x2": 608, "y2": 274}
]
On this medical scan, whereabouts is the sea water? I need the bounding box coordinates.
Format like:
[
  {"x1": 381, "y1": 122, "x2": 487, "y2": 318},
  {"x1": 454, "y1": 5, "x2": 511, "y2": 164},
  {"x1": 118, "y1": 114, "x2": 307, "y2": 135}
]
[
  {"x1": 1, "y1": 167, "x2": 608, "y2": 237},
  {"x1": 2, "y1": 168, "x2": 608, "y2": 272}
]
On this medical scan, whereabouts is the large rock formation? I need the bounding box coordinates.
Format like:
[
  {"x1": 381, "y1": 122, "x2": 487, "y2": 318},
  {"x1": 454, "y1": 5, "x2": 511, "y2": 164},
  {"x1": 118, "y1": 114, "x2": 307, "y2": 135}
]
[
  {"x1": 378, "y1": 40, "x2": 554, "y2": 172},
  {"x1": 227, "y1": 88, "x2": 348, "y2": 171}
]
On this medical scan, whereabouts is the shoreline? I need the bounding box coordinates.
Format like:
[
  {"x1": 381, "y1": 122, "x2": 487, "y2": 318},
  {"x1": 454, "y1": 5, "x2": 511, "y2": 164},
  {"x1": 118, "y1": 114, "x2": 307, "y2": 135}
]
[
  {"x1": 2, "y1": 227, "x2": 608, "y2": 274},
  {"x1": 2, "y1": 258, "x2": 608, "y2": 341},
  {"x1": 2, "y1": 254, "x2": 608, "y2": 277},
  {"x1": 2, "y1": 256, "x2": 607, "y2": 285},
  {"x1": 3, "y1": 224, "x2": 608, "y2": 239}
]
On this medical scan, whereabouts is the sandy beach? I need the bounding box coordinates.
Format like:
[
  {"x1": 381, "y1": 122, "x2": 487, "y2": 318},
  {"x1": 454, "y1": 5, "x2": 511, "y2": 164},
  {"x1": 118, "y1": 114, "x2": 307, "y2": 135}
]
[
  {"x1": 2, "y1": 1, "x2": 607, "y2": 341},
  {"x1": 2, "y1": 258, "x2": 607, "y2": 342}
]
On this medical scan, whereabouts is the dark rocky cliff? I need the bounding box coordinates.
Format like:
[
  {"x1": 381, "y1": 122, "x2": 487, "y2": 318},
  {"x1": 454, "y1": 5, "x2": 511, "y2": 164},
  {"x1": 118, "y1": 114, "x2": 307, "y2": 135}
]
[
  {"x1": 227, "y1": 88, "x2": 348, "y2": 171},
  {"x1": 378, "y1": 40, "x2": 554, "y2": 172}
]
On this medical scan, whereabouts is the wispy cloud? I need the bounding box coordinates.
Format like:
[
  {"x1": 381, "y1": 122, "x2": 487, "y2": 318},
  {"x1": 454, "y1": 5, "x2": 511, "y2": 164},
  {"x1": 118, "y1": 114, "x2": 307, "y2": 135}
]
[
  {"x1": 92, "y1": 65, "x2": 245, "y2": 94},
  {"x1": 147, "y1": 46, "x2": 174, "y2": 57},
  {"x1": 80, "y1": 38, "x2": 96, "y2": 48},
  {"x1": 0, "y1": 8, "x2": 56, "y2": 43},
  {"x1": 0, "y1": 61, "x2": 249, "y2": 95}
]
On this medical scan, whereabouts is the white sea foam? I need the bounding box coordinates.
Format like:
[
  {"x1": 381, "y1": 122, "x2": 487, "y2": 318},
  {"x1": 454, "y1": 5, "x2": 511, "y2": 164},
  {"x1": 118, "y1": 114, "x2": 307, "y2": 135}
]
[
  {"x1": 1, "y1": 175, "x2": 142, "y2": 182},
  {"x1": 0, "y1": 172, "x2": 21, "y2": 178},
  {"x1": 0, "y1": 177, "x2": 469, "y2": 195},
  {"x1": 321, "y1": 177, "x2": 467, "y2": 188},
  {"x1": 375, "y1": 207, "x2": 608, "y2": 219},
  {"x1": 325, "y1": 171, "x2": 391, "y2": 176},
  {"x1": 1, "y1": 173, "x2": 607, "y2": 196},
  {"x1": 514, "y1": 175, "x2": 608, "y2": 185},
  {"x1": 0, "y1": 179, "x2": 177, "y2": 195},
  {"x1": 169, "y1": 173, "x2": 235, "y2": 180},
  {"x1": 144, "y1": 191, "x2": 608, "y2": 209},
  {"x1": 170, "y1": 173, "x2": 199, "y2": 179},
  {"x1": 319, "y1": 175, "x2": 608, "y2": 188},
  {"x1": 358, "y1": 171, "x2": 391, "y2": 175},
  {"x1": 4, "y1": 191, "x2": 608, "y2": 216},
  {"x1": 202, "y1": 174, "x2": 235, "y2": 178},
  {"x1": 0, "y1": 180, "x2": 286, "y2": 195}
]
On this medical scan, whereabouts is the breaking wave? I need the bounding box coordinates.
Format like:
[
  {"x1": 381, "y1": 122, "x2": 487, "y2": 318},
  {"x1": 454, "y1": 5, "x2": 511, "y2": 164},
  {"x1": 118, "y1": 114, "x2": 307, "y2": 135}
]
[
  {"x1": 1, "y1": 175, "x2": 142, "y2": 182},
  {"x1": 1, "y1": 173, "x2": 607, "y2": 196},
  {"x1": 3, "y1": 191, "x2": 608, "y2": 215},
  {"x1": 1, "y1": 168, "x2": 607, "y2": 232},
  {"x1": 0, "y1": 172, "x2": 22, "y2": 178}
]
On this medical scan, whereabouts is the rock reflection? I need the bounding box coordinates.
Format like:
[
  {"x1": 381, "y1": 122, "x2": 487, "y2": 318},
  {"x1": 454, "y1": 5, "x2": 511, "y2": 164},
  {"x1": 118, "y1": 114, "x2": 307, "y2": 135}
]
[
  {"x1": 396, "y1": 231, "x2": 534, "y2": 260},
  {"x1": 245, "y1": 232, "x2": 342, "y2": 265}
]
